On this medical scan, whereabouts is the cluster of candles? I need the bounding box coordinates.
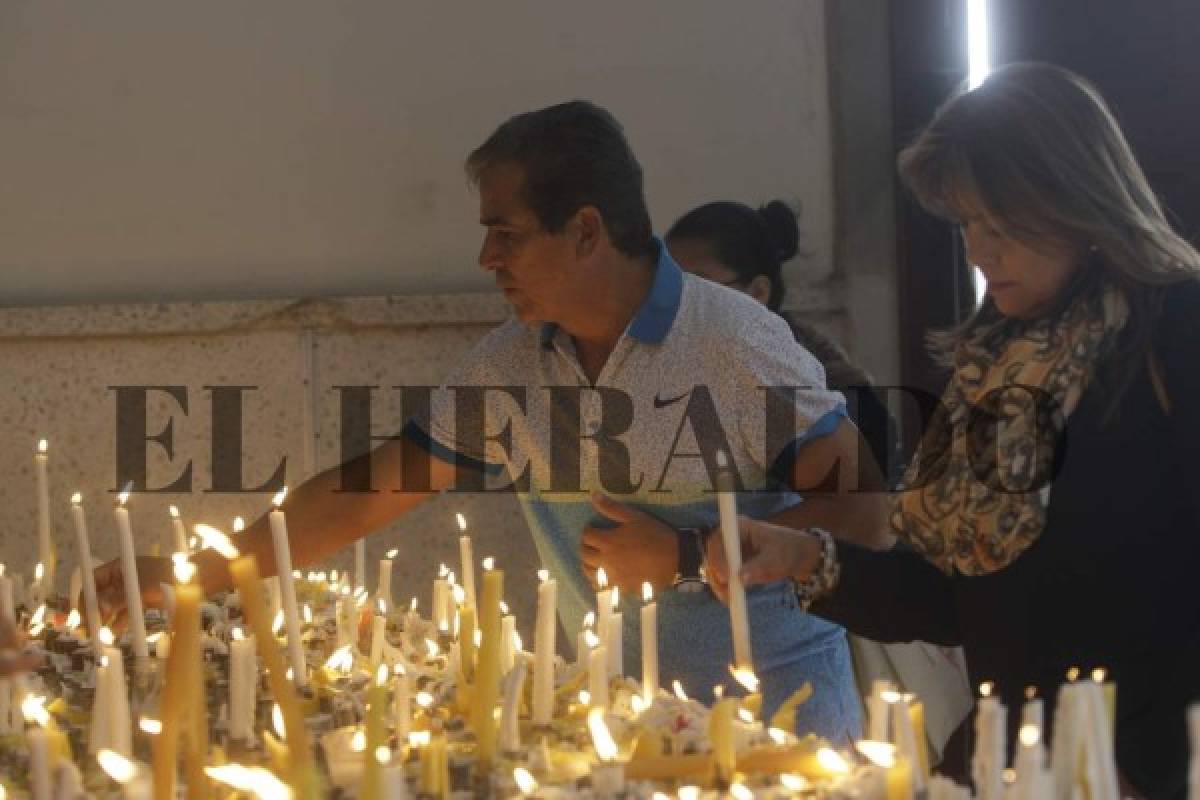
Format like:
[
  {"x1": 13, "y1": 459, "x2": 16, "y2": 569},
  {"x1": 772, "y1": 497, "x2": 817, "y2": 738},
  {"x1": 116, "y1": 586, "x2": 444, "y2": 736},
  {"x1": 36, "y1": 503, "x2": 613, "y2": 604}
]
[{"x1": 5, "y1": 439, "x2": 1199, "y2": 800}]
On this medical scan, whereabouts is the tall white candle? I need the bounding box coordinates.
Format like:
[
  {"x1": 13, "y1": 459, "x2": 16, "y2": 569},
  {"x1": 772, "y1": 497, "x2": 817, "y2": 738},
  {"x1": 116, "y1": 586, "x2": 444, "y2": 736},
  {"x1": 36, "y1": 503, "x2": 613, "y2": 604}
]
[
  {"x1": 267, "y1": 488, "x2": 307, "y2": 687},
  {"x1": 595, "y1": 568, "x2": 615, "y2": 673},
  {"x1": 70, "y1": 493, "x2": 102, "y2": 653},
  {"x1": 499, "y1": 660, "x2": 527, "y2": 753},
  {"x1": 532, "y1": 571, "x2": 557, "y2": 725},
  {"x1": 90, "y1": 635, "x2": 133, "y2": 757},
  {"x1": 376, "y1": 549, "x2": 396, "y2": 613},
  {"x1": 167, "y1": 506, "x2": 189, "y2": 556},
  {"x1": 27, "y1": 724, "x2": 52, "y2": 800},
  {"x1": 432, "y1": 566, "x2": 449, "y2": 634},
  {"x1": 113, "y1": 490, "x2": 148, "y2": 660},
  {"x1": 892, "y1": 694, "x2": 925, "y2": 795},
  {"x1": 229, "y1": 630, "x2": 257, "y2": 742},
  {"x1": 587, "y1": 631, "x2": 608, "y2": 710},
  {"x1": 971, "y1": 683, "x2": 1005, "y2": 800},
  {"x1": 500, "y1": 613, "x2": 516, "y2": 675},
  {"x1": 393, "y1": 665, "x2": 411, "y2": 739},
  {"x1": 715, "y1": 450, "x2": 752, "y2": 670},
  {"x1": 640, "y1": 582, "x2": 658, "y2": 705},
  {"x1": 457, "y1": 513, "x2": 476, "y2": 610},
  {"x1": 0, "y1": 565, "x2": 14, "y2": 622},
  {"x1": 606, "y1": 608, "x2": 624, "y2": 679},
  {"x1": 867, "y1": 681, "x2": 892, "y2": 742},
  {"x1": 369, "y1": 613, "x2": 387, "y2": 669},
  {"x1": 34, "y1": 440, "x2": 54, "y2": 601}
]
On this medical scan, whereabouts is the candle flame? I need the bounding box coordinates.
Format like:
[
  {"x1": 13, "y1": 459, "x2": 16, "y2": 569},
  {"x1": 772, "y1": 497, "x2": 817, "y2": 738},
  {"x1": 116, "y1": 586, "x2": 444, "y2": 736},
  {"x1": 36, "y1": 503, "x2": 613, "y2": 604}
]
[
  {"x1": 410, "y1": 597, "x2": 418, "y2": 611},
  {"x1": 630, "y1": 694, "x2": 646, "y2": 715},
  {"x1": 678, "y1": 788, "x2": 701, "y2": 800},
  {"x1": 855, "y1": 740, "x2": 897, "y2": 768},
  {"x1": 272, "y1": 487, "x2": 288, "y2": 508},
  {"x1": 513, "y1": 766, "x2": 538, "y2": 795},
  {"x1": 350, "y1": 730, "x2": 366, "y2": 752},
  {"x1": 233, "y1": 516, "x2": 245, "y2": 532},
  {"x1": 453, "y1": 584, "x2": 466, "y2": 606},
  {"x1": 1066, "y1": 666, "x2": 1080, "y2": 682},
  {"x1": 386, "y1": 548, "x2": 398, "y2": 559},
  {"x1": 673, "y1": 680, "x2": 689, "y2": 702},
  {"x1": 611, "y1": 585, "x2": 619, "y2": 609},
  {"x1": 374, "y1": 746, "x2": 390, "y2": 765},
  {"x1": 538, "y1": 568, "x2": 550, "y2": 582},
  {"x1": 482, "y1": 557, "x2": 495, "y2": 571},
  {"x1": 880, "y1": 689, "x2": 903, "y2": 704},
  {"x1": 730, "y1": 666, "x2": 760, "y2": 693},
  {"x1": 99, "y1": 626, "x2": 115, "y2": 647},
  {"x1": 376, "y1": 663, "x2": 389, "y2": 686},
  {"x1": 1003, "y1": 769, "x2": 1017, "y2": 785},
  {"x1": 584, "y1": 629, "x2": 600, "y2": 649},
  {"x1": 272, "y1": 609, "x2": 285, "y2": 635},
  {"x1": 393, "y1": 662, "x2": 406, "y2": 676},
  {"x1": 172, "y1": 553, "x2": 196, "y2": 584},
  {"x1": 579, "y1": 689, "x2": 591, "y2": 706},
  {"x1": 71, "y1": 491, "x2": 83, "y2": 505},
  {"x1": 456, "y1": 512, "x2": 467, "y2": 531},
  {"x1": 331, "y1": 569, "x2": 340, "y2": 583},
  {"x1": 1092, "y1": 667, "x2": 1107, "y2": 683},
  {"x1": 1025, "y1": 685, "x2": 1038, "y2": 700},
  {"x1": 416, "y1": 691, "x2": 434, "y2": 709},
  {"x1": 232, "y1": 627, "x2": 245, "y2": 641},
  {"x1": 715, "y1": 449, "x2": 729, "y2": 469},
  {"x1": 34, "y1": 563, "x2": 44, "y2": 581},
  {"x1": 768, "y1": 727, "x2": 790, "y2": 746},
  {"x1": 473, "y1": 629, "x2": 482, "y2": 648},
  {"x1": 438, "y1": 563, "x2": 449, "y2": 578},
  {"x1": 408, "y1": 731, "x2": 431, "y2": 748},
  {"x1": 1019, "y1": 724, "x2": 1041, "y2": 747},
  {"x1": 272, "y1": 704, "x2": 285, "y2": 740},
  {"x1": 21, "y1": 694, "x2": 50, "y2": 727},
  {"x1": 169, "y1": 505, "x2": 180, "y2": 519},
  {"x1": 781, "y1": 774, "x2": 809, "y2": 792},
  {"x1": 980, "y1": 681, "x2": 994, "y2": 698},
  {"x1": 139, "y1": 717, "x2": 163, "y2": 735},
  {"x1": 118, "y1": 482, "x2": 132, "y2": 506},
  {"x1": 65, "y1": 609, "x2": 81, "y2": 630},
  {"x1": 512, "y1": 629, "x2": 523, "y2": 652},
  {"x1": 205, "y1": 765, "x2": 292, "y2": 800},
  {"x1": 730, "y1": 783, "x2": 754, "y2": 800},
  {"x1": 97, "y1": 749, "x2": 138, "y2": 784},
  {"x1": 587, "y1": 707, "x2": 618, "y2": 762},
  {"x1": 31, "y1": 604, "x2": 46, "y2": 626},
  {"x1": 816, "y1": 747, "x2": 850, "y2": 774},
  {"x1": 193, "y1": 524, "x2": 240, "y2": 559},
  {"x1": 324, "y1": 645, "x2": 354, "y2": 673},
  {"x1": 642, "y1": 582, "x2": 653, "y2": 603},
  {"x1": 303, "y1": 604, "x2": 313, "y2": 625},
  {"x1": 596, "y1": 567, "x2": 608, "y2": 589},
  {"x1": 738, "y1": 708, "x2": 754, "y2": 724},
  {"x1": 425, "y1": 639, "x2": 439, "y2": 659},
  {"x1": 583, "y1": 610, "x2": 595, "y2": 629},
  {"x1": 38, "y1": 439, "x2": 48, "y2": 454}
]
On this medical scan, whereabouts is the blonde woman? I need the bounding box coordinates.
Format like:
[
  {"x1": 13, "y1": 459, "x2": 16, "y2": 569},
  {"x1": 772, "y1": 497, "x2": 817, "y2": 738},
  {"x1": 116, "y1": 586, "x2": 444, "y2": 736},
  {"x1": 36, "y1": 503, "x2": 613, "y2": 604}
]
[{"x1": 709, "y1": 62, "x2": 1200, "y2": 796}]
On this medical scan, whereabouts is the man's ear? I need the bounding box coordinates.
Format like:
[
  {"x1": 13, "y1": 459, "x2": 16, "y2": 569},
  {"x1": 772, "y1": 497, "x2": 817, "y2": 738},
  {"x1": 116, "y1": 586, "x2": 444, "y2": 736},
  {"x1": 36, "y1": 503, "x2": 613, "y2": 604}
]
[
  {"x1": 747, "y1": 275, "x2": 773, "y2": 306},
  {"x1": 571, "y1": 206, "x2": 604, "y2": 259}
]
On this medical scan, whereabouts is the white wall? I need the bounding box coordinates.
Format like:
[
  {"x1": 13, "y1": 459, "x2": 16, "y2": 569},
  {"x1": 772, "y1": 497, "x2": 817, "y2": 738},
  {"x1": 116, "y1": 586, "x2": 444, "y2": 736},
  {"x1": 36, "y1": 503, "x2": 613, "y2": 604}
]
[{"x1": 0, "y1": 0, "x2": 833, "y2": 306}]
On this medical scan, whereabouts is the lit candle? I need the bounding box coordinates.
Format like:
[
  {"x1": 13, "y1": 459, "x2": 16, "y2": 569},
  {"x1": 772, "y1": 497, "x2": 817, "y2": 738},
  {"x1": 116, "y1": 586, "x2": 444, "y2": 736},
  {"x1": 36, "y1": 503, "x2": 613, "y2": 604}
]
[
  {"x1": 150, "y1": 556, "x2": 201, "y2": 800},
  {"x1": 891, "y1": 694, "x2": 926, "y2": 794},
  {"x1": 267, "y1": 488, "x2": 308, "y2": 687},
  {"x1": 34, "y1": 440, "x2": 53, "y2": 601},
  {"x1": 432, "y1": 565, "x2": 449, "y2": 634},
  {"x1": 113, "y1": 487, "x2": 149, "y2": 660},
  {"x1": 587, "y1": 629, "x2": 609, "y2": 710},
  {"x1": 195, "y1": 524, "x2": 320, "y2": 800},
  {"x1": 360, "y1": 664, "x2": 389, "y2": 800},
  {"x1": 369, "y1": 610, "x2": 387, "y2": 670},
  {"x1": 1092, "y1": 668, "x2": 1116, "y2": 739},
  {"x1": 458, "y1": 597, "x2": 477, "y2": 684},
  {"x1": 972, "y1": 682, "x2": 1005, "y2": 800},
  {"x1": 1187, "y1": 705, "x2": 1200, "y2": 800},
  {"x1": 715, "y1": 450, "x2": 752, "y2": 671},
  {"x1": 457, "y1": 513, "x2": 476, "y2": 609},
  {"x1": 1021, "y1": 686, "x2": 1043, "y2": 732},
  {"x1": 532, "y1": 569, "x2": 557, "y2": 725},
  {"x1": 90, "y1": 627, "x2": 133, "y2": 757},
  {"x1": 1081, "y1": 676, "x2": 1119, "y2": 799},
  {"x1": 471, "y1": 557, "x2": 504, "y2": 770},
  {"x1": 640, "y1": 582, "x2": 658, "y2": 704},
  {"x1": 228, "y1": 627, "x2": 257, "y2": 743},
  {"x1": 606, "y1": 590, "x2": 623, "y2": 680},
  {"x1": 501, "y1": 611, "x2": 517, "y2": 675},
  {"x1": 167, "y1": 506, "x2": 188, "y2": 557},
  {"x1": 595, "y1": 568, "x2": 614, "y2": 664},
  {"x1": 588, "y1": 707, "x2": 625, "y2": 798},
  {"x1": 69, "y1": 493, "x2": 102, "y2": 653},
  {"x1": 867, "y1": 680, "x2": 893, "y2": 742},
  {"x1": 99, "y1": 749, "x2": 153, "y2": 800},
  {"x1": 1012, "y1": 724, "x2": 1051, "y2": 800},
  {"x1": 24, "y1": 694, "x2": 54, "y2": 800},
  {"x1": 376, "y1": 548, "x2": 397, "y2": 613},
  {"x1": 709, "y1": 696, "x2": 737, "y2": 784}
]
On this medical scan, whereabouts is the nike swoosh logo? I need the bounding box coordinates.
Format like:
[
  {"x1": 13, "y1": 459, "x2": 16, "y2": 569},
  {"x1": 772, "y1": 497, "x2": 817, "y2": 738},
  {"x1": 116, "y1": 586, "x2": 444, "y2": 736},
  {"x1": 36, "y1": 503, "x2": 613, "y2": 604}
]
[{"x1": 653, "y1": 389, "x2": 691, "y2": 409}]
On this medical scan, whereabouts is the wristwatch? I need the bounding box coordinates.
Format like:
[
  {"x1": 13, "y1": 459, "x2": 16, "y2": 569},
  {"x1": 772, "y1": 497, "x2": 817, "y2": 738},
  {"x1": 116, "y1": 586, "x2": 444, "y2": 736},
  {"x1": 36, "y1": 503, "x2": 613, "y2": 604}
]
[{"x1": 674, "y1": 526, "x2": 709, "y2": 593}]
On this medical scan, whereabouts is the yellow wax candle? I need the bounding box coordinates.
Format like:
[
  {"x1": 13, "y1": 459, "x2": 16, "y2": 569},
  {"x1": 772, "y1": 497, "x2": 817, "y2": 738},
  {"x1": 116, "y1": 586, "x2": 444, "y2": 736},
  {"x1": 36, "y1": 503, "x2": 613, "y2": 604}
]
[
  {"x1": 471, "y1": 561, "x2": 504, "y2": 771},
  {"x1": 909, "y1": 701, "x2": 930, "y2": 779},
  {"x1": 360, "y1": 664, "x2": 389, "y2": 800},
  {"x1": 709, "y1": 697, "x2": 737, "y2": 784},
  {"x1": 153, "y1": 566, "x2": 201, "y2": 800},
  {"x1": 886, "y1": 757, "x2": 913, "y2": 800},
  {"x1": 459, "y1": 603, "x2": 477, "y2": 683},
  {"x1": 419, "y1": 734, "x2": 448, "y2": 798},
  {"x1": 220, "y1": 538, "x2": 320, "y2": 800}
]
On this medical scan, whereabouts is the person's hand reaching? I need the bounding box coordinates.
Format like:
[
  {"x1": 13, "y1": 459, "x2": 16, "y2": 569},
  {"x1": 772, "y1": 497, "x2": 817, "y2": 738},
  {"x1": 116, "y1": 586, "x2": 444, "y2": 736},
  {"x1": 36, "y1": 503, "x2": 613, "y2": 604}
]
[
  {"x1": 0, "y1": 615, "x2": 42, "y2": 676},
  {"x1": 706, "y1": 516, "x2": 822, "y2": 604},
  {"x1": 92, "y1": 555, "x2": 172, "y2": 633}
]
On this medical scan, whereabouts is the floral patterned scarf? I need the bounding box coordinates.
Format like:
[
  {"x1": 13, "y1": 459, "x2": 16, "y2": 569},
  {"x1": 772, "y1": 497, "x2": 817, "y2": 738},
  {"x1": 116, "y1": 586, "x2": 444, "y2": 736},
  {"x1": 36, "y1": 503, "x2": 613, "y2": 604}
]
[{"x1": 890, "y1": 284, "x2": 1129, "y2": 575}]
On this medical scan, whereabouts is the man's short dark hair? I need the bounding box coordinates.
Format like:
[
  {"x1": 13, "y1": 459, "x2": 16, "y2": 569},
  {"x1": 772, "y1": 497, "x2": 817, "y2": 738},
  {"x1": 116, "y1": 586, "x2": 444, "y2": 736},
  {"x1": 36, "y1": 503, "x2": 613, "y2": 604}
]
[{"x1": 466, "y1": 100, "x2": 655, "y2": 259}]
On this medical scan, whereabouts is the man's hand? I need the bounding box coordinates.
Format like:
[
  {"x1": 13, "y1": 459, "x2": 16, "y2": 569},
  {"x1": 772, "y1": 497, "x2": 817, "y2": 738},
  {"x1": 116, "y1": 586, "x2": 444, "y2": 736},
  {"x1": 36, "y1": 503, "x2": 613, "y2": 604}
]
[
  {"x1": 706, "y1": 517, "x2": 820, "y2": 605},
  {"x1": 579, "y1": 492, "x2": 679, "y2": 593},
  {"x1": 0, "y1": 615, "x2": 41, "y2": 677},
  {"x1": 93, "y1": 555, "x2": 172, "y2": 632}
]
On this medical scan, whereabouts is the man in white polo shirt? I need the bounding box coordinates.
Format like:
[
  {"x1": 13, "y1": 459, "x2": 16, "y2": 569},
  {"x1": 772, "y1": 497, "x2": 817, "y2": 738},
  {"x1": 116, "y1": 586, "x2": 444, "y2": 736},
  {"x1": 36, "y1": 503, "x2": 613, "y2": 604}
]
[{"x1": 96, "y1": 100, "x2": 888, "y2": 742}]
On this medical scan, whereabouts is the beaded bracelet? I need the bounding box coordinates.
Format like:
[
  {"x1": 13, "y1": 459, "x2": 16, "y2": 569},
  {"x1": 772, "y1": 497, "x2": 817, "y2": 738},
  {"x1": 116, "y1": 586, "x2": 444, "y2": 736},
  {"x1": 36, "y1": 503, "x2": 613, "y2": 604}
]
[{"x1": 792, "y1": 527, "x2": 840, "y2": 611}]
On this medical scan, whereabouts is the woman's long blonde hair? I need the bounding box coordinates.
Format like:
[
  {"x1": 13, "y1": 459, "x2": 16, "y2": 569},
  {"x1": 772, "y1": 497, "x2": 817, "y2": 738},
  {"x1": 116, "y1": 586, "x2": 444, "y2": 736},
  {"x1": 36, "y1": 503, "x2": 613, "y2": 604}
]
[{"x1": 898, "y1": 62, "x2": 1199, "y2": 378}]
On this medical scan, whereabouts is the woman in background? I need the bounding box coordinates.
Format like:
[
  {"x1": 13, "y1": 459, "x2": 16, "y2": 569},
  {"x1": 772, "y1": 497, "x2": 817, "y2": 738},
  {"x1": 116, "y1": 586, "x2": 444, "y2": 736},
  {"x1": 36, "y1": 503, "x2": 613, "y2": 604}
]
[
  {"x1": 714, "y1": 63, "x2": 1200, "y2": 797},
  {"x1": 666, "y1": 200, "x2": 973, "y2": 767}
]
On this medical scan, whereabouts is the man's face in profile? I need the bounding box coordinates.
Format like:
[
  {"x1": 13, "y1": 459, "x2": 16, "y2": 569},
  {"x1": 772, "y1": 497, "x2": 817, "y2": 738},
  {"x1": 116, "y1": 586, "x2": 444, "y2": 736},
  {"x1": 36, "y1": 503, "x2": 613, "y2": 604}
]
[{"x1": 476, "y1": 162, "x2": 579, "y2": 324}]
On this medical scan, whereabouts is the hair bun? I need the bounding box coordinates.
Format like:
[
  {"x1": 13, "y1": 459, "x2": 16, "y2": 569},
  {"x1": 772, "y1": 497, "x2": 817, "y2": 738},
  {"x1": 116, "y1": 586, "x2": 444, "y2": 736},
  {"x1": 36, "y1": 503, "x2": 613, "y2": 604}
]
[{"x1": 757, "y1": 200, "x2": 800, "y2": 262}]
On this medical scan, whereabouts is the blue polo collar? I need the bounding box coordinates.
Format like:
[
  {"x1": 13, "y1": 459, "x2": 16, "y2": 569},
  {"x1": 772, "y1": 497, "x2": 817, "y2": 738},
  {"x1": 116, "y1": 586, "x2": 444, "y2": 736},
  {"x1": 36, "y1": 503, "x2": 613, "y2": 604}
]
[{"x1": 539, "y1": 237, "x2": 683, "y2": 348}]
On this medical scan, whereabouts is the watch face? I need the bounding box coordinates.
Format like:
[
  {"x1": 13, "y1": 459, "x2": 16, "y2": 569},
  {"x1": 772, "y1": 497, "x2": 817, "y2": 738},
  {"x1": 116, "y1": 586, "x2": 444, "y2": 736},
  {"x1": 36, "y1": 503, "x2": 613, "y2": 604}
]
[{"x1": 674, "y1": 579, "x2": 707, "y2": 594}]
